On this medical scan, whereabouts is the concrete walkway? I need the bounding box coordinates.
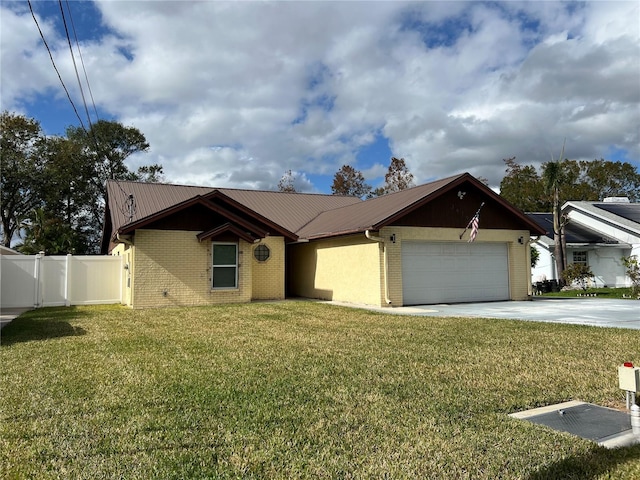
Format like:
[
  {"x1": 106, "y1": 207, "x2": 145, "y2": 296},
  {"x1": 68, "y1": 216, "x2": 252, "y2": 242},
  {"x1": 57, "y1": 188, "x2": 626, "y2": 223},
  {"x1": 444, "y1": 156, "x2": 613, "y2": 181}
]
[
  {"x1": 330, "y1": 297, "x2": 640, "y2": 330},
  {"x1": 0, "y1": 308, "x2": 31, "y2": 330}
]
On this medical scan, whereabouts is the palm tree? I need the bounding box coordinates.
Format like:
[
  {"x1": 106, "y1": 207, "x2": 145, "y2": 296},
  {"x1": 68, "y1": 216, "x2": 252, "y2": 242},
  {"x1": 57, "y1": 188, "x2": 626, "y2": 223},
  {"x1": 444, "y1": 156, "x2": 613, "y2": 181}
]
[{"x1": 543, "y1": 141, "x2": 568, "y2": 286}]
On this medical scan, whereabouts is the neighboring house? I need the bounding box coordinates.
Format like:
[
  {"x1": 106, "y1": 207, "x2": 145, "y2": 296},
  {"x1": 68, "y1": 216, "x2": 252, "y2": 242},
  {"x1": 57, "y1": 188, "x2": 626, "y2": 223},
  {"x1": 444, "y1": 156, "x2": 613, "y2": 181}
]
[
  {"x1": 101, "y1": 173, "x2": 545, "y2": 308},
  {"x1": 529, "y1": 198, "x2": 640, "y2": 288},
  {"x1": 0, "y1": 245, "x2": 22, "y2": 255}
]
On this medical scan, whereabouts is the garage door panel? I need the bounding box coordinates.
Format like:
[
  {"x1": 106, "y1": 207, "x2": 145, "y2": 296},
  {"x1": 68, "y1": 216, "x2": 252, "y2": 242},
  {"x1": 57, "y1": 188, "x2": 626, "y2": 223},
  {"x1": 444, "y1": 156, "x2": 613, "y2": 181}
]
[{"x1": 402, "y1": 242, "x2": 509, "y2": 305}]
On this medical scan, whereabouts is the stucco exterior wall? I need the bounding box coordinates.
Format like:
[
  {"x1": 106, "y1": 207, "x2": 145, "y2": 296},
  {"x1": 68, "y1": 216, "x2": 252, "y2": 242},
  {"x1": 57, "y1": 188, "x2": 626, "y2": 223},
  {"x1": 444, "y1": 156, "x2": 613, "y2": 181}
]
[
  {"x1": 251, "y1": 236, "x2": 286, "y2": 300},
  {"x1": 532, "y1": 243, "x2": 635, "y2": 288},
  {"x1": 288, "y1": 235, "x2": 382, "y2": 305},
  {"x1": 111, "y1": 242, "x2": 133, "y2": 306},
  {"x1": 131, "y1": 229, "x2": 252, "y2": 308},
  {"x1": 568, "y1": 247, "x2": 631, "y2": 288}
]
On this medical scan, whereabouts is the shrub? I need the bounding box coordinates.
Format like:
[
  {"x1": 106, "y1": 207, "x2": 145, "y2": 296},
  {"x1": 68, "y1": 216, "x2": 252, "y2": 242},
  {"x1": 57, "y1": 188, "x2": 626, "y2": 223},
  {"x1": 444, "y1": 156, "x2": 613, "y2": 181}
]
[
  {"x1": 530, "y1": 245, "x2": 539, "y2": 268},
  {"x1": 562, "y1": 263, "x2": 594, "y2": 291},
  {"x1": 621, "y1": 255, "x2": 640, "y2": 297}
]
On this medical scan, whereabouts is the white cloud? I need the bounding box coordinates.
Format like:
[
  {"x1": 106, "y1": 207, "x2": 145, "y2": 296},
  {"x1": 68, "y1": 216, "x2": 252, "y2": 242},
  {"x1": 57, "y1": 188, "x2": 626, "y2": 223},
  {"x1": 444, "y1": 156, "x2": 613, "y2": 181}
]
[
  {"x1": 0, "y1": 5, "x2": 61, "y2": 107},
  {"x1": 2, "y1": 0, "x2": 638, "y2": 192}
]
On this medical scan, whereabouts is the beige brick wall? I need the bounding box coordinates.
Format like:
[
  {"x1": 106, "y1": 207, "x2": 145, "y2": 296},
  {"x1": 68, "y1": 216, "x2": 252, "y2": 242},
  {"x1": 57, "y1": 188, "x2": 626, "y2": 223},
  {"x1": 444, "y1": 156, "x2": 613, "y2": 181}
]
[
  {"x1": 118, "y1": 226, "x2": 532, "y2": 308},
  {"x1": 251, "y1": 236, "x2": 285, "y2": 300},
  {"x1": 288, "y1": 235, "x2": 382, "y2": 305},
  {"x1": 131, "y1": 229, "x2": 253, "y2": 308}
]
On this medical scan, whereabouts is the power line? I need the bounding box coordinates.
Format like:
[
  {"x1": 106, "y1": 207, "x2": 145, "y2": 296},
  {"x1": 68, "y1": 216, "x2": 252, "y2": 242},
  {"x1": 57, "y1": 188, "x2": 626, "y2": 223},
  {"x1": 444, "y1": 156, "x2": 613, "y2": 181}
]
[
  {"x1": 56, "y1": 1, "x2": 136, "y2": 223},
  {"x1": 58, "y1": 0, "x2": 93, "y2": 132},
  {"x1": 64, "y1": 0, "x2": 100, "y2": 123},
  {"x1": 61, "y1": 0, "x2": 100, "y2": 125},
  {"x1": 29, "y1": 1, "x2": 137, "y2": 224},
  {"x1": 27, "y1": 0, "x2": 88, "y2": 133}
]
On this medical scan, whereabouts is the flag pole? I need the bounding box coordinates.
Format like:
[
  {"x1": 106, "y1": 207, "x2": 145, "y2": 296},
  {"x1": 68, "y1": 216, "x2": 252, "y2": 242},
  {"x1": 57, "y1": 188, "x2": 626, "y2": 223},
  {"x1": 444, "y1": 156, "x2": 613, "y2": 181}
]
[{"x1": 459, "y1": 202, "x2": 485, "y2": 240}]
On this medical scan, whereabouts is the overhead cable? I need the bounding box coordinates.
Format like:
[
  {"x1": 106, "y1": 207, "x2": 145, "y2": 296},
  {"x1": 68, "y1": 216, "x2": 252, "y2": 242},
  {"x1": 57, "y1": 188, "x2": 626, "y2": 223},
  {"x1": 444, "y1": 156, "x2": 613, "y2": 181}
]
[
  {"x1": 27, "y1": 0, "x2": 88, "y2": 133},
  {"x1": 62, "y1": 0, "x2": 100, "y2": 126}
]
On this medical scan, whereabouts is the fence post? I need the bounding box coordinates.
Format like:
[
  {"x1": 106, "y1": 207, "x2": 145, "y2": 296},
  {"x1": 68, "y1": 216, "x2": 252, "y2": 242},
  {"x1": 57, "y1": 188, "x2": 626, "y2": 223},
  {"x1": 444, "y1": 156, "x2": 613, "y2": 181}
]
[
  {"x1": 65, "y1": 254, "x2": 72, "y2": 307},
  {"x1": 34, "y1": 252, "x2": 43, "y2": 308},
  {"x1": 119, "y1": 255, "x2": 124, "y2": 305}
]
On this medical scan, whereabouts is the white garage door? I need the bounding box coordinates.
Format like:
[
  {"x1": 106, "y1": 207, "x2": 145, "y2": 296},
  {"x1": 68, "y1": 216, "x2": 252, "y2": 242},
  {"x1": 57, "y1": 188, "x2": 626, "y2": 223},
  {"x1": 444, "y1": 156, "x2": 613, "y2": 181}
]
[{"x1": 402, "y1": 242, "x2": 509, "y2": 305}]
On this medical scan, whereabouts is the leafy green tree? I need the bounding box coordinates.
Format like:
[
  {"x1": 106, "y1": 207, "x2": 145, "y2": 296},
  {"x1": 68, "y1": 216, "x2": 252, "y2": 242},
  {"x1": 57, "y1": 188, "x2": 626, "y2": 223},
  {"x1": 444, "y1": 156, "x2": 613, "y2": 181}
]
[
  {"x1": 499, "y1": 157, "x2": 547, "y2": 212},
  {"x1": 0, "y1": 111, "x2": 47, "y2": 247},
  {"x1": 67, "y1": 120, "x2": 149, "y2": 178},
  {"x1": 621, "y1": 256, "x2": 640, "y2": 297},
  {"x1": 581, "y1": 159, "x2": 640, "y2": 202},
  {"x1": 331, "y1": 165, "x2": 370, "y2": 197},
  {"x1": 15, "y1": 208, "x2": 77, "y2": 255},
  {"x1": 500, "y1": 157, "x2": 640, "y2": 211},
  {"x1": 66, "y1": 119, "x2": 150, "y2": 202},
  {"x1": 2, "y1": 114, "x2": 158, "y2": 253},
  {"x1": 65, "y1": 120, "x2": 154, "y2": 252},
  {"x1": 136, "y1": 164, "x2": 164, "y2": 183},
  {"x1": 530, "y1": 245, "x2": 539, "y2": 268},
  {"x1": 37, "y1": 136, "x2": 96, "y2": 252}
]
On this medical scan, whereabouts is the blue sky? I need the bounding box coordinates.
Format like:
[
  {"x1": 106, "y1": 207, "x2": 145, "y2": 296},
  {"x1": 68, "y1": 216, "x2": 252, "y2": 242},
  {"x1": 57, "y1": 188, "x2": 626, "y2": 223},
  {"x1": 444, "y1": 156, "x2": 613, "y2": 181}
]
[{"x1": 2, "y1": 1, "x2": 639, "y2": 193}]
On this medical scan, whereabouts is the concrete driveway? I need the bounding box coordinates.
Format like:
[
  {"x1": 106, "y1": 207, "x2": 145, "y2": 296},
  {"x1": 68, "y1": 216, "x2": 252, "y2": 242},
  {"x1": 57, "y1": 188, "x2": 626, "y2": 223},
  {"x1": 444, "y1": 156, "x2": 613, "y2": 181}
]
[{"x1": 333, "y1": 297, "x2": 640, "y2": 330}]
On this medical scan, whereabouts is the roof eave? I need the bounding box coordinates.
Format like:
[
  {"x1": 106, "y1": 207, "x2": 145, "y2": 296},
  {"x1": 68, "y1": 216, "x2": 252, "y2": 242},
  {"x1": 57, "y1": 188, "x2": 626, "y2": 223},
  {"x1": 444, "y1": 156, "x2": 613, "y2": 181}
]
[
  {"x1": 302, "y1": 227, "x2": 372, "y2": 241},
  {"x1": 204, "y1": 190, "x2": 299, "y2": 240},
  {"x1": 115, "y1": 194, "x2": 296, "y2": 241},
  {"x1": 197, "y1": 223, "x2": 258, "y2": 243}
]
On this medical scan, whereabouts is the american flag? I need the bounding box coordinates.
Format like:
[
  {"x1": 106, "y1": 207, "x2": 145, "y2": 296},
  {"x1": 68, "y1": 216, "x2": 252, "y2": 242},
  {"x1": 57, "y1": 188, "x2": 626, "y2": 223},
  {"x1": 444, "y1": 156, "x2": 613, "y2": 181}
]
[{"x1": 468, "y1": 214, "x2": 479, "y2": 243}]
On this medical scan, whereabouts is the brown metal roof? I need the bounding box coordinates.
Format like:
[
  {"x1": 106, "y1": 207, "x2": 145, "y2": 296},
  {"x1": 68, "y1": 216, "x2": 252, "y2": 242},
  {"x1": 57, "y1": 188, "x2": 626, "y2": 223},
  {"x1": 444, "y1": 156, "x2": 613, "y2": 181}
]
[
  {"x1": 104, "y1": 173, "x2": 544, "y2": 252},
  {"x1": 296, "y1": 174, "x2": 465, "y2": 238},
  {"x1": 106, "y1": 181, "x2": 212, "y2": 237},
  {"x1": 104, "y1": 180, "x2": 362, "y2": 242},
  {"x1": 214, "y1": 188, "x2": 362, "y2": 234}
]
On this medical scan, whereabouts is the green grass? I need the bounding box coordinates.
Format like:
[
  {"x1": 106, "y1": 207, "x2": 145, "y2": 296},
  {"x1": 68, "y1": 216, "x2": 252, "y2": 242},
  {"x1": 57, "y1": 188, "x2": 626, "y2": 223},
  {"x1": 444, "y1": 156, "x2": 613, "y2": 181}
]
[
  {"x1": 541, "y1": 287, "x2": 638, "y2": 299},
  {"x1": 1, "y1": 302, "x2": 639, "y2": 479}
]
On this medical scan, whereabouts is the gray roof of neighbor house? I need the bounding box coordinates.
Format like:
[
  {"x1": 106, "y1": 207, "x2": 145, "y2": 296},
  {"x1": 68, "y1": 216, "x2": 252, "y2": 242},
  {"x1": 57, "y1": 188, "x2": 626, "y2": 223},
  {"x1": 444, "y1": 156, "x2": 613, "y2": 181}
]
[
  {"x1": 595, "y1": 202, "x2": 640, "y2": 224},
  {"x1": 0, "y1": 245, "x2": 22, "y2": 255},
  {"x1": 526, "y1": 213, "x2": 623, "y2": 245},
  {"x1": 563, "y1": 201, "x2": 640, "y2": 234}
]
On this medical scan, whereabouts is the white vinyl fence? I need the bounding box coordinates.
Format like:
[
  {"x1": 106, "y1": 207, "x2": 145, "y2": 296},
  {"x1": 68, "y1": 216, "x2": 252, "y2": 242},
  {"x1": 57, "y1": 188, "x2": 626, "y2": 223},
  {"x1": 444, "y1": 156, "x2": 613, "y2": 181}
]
[{"x1": 1, "y1": 254, "x2": 122, "y2": 308}]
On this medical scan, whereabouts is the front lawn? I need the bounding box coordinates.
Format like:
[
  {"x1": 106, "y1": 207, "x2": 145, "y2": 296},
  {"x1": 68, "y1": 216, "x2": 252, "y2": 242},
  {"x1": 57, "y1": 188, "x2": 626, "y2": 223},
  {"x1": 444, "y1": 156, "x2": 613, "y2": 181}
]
[{"x1": 1, "y1": 302, "x2": 639, "y2": 479}]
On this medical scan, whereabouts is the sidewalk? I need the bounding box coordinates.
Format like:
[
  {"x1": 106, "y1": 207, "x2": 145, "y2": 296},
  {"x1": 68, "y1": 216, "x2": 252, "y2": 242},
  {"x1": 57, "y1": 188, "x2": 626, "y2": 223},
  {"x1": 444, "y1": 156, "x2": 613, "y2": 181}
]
[{"x1": 0, "y1": 308, "x2": 31, "y2": 330}]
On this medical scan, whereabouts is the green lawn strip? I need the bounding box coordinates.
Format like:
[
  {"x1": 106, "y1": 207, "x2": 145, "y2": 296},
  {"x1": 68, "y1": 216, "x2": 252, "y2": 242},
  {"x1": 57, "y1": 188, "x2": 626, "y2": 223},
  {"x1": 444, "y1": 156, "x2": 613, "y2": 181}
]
[
  {"x1": 541, "y1": 287, "x2": 637, "y2": 299},
  {"x1": 1, "y1": 302, "x2": 639, "y2": 479}
]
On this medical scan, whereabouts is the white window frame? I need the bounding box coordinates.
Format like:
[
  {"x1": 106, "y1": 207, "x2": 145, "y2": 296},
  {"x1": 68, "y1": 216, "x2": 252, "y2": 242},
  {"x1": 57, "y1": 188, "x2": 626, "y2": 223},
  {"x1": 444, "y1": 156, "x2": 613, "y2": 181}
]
[{"x1": 211, "y1": 242, "x2": 238, "y2": 289}]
